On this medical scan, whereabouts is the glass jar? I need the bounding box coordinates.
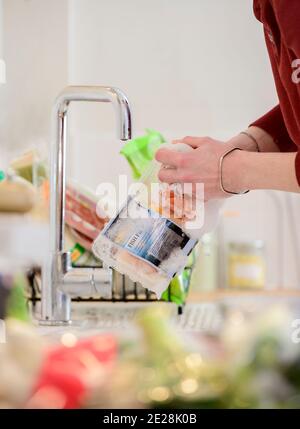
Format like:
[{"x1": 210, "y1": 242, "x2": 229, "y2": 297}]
[{"x1": 227, "y1": 241, "x2": 265, "y2": 290}]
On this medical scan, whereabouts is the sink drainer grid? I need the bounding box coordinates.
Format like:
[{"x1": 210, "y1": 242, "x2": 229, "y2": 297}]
[{"x1": 26, "y1": 267, "x2": 193, "y2": 316}]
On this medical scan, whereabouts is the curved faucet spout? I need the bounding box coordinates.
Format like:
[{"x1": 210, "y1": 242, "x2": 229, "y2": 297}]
[
  {"x1": 41, "y1": 86, "x2": 132, "y2": 325},
  {"x1": 54, "y1": 86, "x2": 132, "y2": 140}
]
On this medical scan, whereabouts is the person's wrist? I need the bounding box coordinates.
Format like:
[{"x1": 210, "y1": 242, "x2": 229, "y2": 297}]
[
  {"x1": 225, "y1": 126, "x2": 277, "y2": 154},
  {"x1": 221, "y1": 148, "x2": 247, "y2": 194},
  {"x1": 225, "y1": 132, "x2": 258, "y2": 152},
  {"x1": 247, "y1": 126, "x2": 278, "y2": 152}
]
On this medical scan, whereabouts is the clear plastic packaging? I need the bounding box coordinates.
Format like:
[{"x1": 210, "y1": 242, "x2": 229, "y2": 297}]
[
  {"x1": 93, "y1": 143, "x2": 223, "y2": 298},
  {"x1": 66, "y1": 180, "x2": 108, "y2": 251}
]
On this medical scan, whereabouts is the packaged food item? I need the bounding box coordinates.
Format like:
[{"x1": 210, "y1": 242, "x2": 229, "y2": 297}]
[
  {"x1": 66, "y1": 180, "x2": 108, "y2": 251},
  {"x1": 93, "y1": 143, "x2": 202, "y2": 298},
  {"x1": 0, "y1": 173, "x2": 36, "y2": 213},
  {"x1": 121, "y1": 133, "x2": 198, "y2": 305},
  {"x1": 9, "y1": 149, "x2": 48, "y2": 186},
  {"x1": 70, "y1": 243, "x2": 102, "y2": 268}
]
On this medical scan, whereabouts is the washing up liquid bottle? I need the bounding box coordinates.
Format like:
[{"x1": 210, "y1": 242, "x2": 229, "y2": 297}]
[{"x1": 93, "y1": 143, "x2": 223, "y2": 298}]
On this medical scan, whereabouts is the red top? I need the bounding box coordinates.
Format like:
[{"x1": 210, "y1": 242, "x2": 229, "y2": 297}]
[{"x1": 250, "y1": 0, "x2": 300, "y2": 186}]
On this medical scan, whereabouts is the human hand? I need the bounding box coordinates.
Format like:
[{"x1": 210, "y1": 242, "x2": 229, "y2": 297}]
[{"x1": 155, "y1": 136, "x2": 240, "y2": 201}]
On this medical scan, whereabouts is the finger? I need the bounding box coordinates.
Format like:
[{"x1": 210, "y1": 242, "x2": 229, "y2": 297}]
[
  {"x1": 158, "y1": 166, "x2": 184, "y2": 184},
  {"x1": 172, "y1": 136, "x2": 208, "y2": 148},
  {"x1": 155, "y1": 148, "x2": 183, "y2": 167}
]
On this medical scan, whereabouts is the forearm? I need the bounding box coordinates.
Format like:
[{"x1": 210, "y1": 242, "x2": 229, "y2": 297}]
[
  {"x1": 223, "y1": 150, "x2": 300, "y2": 193},
  {"x1": 156, "y1": 132, "x2": 299, "y2": 200},
  {"x1": 226, "y1": 126, "x2": 280, "y2": 152}
]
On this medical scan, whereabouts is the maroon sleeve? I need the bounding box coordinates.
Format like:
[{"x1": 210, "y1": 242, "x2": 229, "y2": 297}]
[
  {"x1": 251, "y1": 106, "x2": 300, "y2": 185},
  {"x1": 273, "y1": 0, "x2": 300, "y2": 57},
  {"x1": 250, "y1": 105, "x2": 296, "y2": 152},
  {"x1": 296, "y1": 153, "x2": 300, "y2": 186},
  {"x1": 272, "y1": 0, "x2": 300, "y2": 185},
  {"x1": 252, "y1": 1, "x2": 300, "y2": 186}
]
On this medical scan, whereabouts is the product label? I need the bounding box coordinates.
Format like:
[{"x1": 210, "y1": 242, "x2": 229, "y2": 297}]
[{"x1": 101, "y1": 196, "x2": 197, "y2": 277}]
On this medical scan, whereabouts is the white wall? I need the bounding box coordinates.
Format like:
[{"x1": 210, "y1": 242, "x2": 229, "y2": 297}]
[
  {"x1": 67, "y1": 0, "x2": 278, "y2": 187},
  {"x1": 0, "y1": 0, "x2": 6, "y2": 85},
  {"x1": 0, "y1": 0, "x2": 3, "y2": 58},
  {"x1": 0, "y1": 0, "x2": 68, "y2": 161},
  {"x1": 67, "y1": 0, "x2": 300, "y2": 289},
  {"x1": 220, "y1": 190, "x2": 300, "y2": 289}
]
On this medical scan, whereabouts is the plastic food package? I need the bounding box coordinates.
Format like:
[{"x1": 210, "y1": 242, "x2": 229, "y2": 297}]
[
  {"x1": 120, "y1": 132, "x2": 197, "y2": 305},
  {"x1": 70, "y1": 243, "x2": 102, "y2": 268},
  {"x1": 93, "y1": 143, "x2": 209, "y2": 298},
  {"x1": 66, "y1": 180, "x2": 108, "y2": 251},
  {"x1": 9, "y1": 149, "x2": 48, "y2": 186},
  {"x1": 0, "y1": 174, "x2": 36, "y2": 213}
]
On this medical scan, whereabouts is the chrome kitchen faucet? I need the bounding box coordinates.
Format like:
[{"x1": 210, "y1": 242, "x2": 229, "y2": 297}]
[{"x1": 40, "y1": 86, "x2": 132, "y2": 325}]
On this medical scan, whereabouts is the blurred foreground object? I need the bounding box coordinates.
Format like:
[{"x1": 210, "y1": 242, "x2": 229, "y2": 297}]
[
  {"x1": 134, "y1": 305, "x2": 227, "y2": 408},
  {"x1": 0, "y1": 172, "x2": 36, "y2": 213},
  {"x1": 27, "y1": 334, "x2": 117, "y2": 409},
  {"x1": 0, "y1": 304, "x2": 299, "y2": 409},
  {"x1": 0, "y1": 261, "x2": 29, "y2": 321},
  {"x1": 0, "y1": 320, "x2": 44, "y2": 408},
  {"x1": 9, "y1": 149, "x2": 47, "y2": 186}
]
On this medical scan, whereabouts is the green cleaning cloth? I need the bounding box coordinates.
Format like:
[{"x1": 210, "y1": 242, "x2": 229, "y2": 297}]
[
  {"x1": 161, "y1": 252, "x2": 196, "y2": 306},
  {"x1": 120, "y1": 129, "x2": 165, "y2": 179}
]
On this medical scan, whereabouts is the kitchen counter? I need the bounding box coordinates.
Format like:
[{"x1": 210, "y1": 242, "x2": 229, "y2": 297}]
[
  {"x1": 34, "y1": 290, "x2": 300, "y2": 343},
  {"x1": 189, "y1": 288, "x2": 300, "y2": 301}
]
